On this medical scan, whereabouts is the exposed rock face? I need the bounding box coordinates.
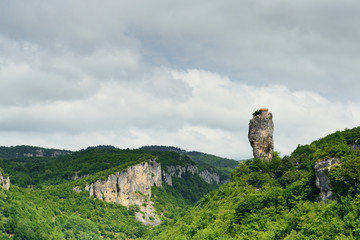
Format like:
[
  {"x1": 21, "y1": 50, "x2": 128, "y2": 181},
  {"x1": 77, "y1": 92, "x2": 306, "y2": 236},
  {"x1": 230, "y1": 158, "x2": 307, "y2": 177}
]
[
  {"x1": 87, "y1": 160, "x2": 162, "y2": 225},
  {"x1": 72, "y1": 171, "x2": 91, "y2": 180},
  {"x1": 198, "y1": 169, "x2": 220, "y2": 185},
  {"x1": 15, "y1": 149, "x2": 71, "y2": 158},
  {"x1": 315, "y1": 157, "x2": 340, "y2": 202},
  {"x1": 163, "y1": 164, "x2": 198, "y2": 186},
  {"x1": 80, "y1": 160, "x2": 222, "y2": 225},
  {"x1": 73, "y1": 186, "x2": 82, "y2": 193},
  {"x1": 162, "y1": 164, "x2": 221, "y2": 186},
  {"x1": 352, "y1": 140, "x2": 360, "y2": 150},
  {"x1": 0, "y1": 171, "x2": 10, "y2": 190},
  {"x1": 248, "y1": 109, "x2": 274, "y2": 161}
]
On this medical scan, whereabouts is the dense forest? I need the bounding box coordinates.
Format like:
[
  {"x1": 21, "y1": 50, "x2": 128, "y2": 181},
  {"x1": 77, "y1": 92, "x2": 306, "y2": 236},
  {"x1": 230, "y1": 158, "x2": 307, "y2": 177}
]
[
  {"x1": 1, "y1": 126, "x2": 360, "y2": 239},
  {"x1": 147, "y1": 127, "x2": 360, "y2": 239},
  {"x1": 0, "y1": 147, "x2": 230, "y2": 239}
]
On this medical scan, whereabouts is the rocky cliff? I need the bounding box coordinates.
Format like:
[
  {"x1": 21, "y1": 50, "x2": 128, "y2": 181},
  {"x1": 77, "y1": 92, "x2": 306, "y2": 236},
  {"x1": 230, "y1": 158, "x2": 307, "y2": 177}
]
[
  {"x1": 163, "y1": 164, "x2": 197, "y2": 186},
  {"x1": 78, "y1": 159, "x2": 221, "y2": 225},
  {"x1": 352, "y1": 140, "x2": 360, "y2": 150},
  {"x1": 315, "y1": 157, "x2": 340, "y2": 202},
  {"x1": 248, "y1": 109, "x2": 274, "y2": 161},
  {"x1": 163, "y1": 164, "x2": 220, "y2": 186},
  {"x1": 0, "y1": 170, "x2": 10, "y2": 190},
  {"x1": 198, "y1": 169, "x2": 220, "y2": 185},
  {"x1": 85, "y1": 160, "x2": 162, "y2": 225}
]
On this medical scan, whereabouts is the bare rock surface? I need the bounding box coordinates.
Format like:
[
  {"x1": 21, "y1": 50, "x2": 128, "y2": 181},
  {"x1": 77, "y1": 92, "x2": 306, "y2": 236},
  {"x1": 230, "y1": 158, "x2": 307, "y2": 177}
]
[
  {"x1": 315, "y1": 157, "x2": 340, "y2": 202},
  {"x1": 199, "y1": 169, "x2": 220, "y2": 185},
  {"x1": 248, "y1": 109, "x2": 274, "y2": 161},
  {"x1": 0, "y1": 171, "x2": 10, "y2": 190},
  {"x1": 87, "y1": 159, "x2": 162, "y2": 226}
]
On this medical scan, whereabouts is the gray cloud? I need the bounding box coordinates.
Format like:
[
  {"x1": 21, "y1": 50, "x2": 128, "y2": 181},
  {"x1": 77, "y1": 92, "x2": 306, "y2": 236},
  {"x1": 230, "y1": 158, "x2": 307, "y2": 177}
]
[{"x1": 0, "y1": 1, "x2": 359, "y2": 159}]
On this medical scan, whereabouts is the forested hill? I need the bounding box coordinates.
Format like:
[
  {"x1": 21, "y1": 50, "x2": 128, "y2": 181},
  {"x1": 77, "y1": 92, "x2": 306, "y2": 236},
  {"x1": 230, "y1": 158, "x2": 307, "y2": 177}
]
[
  {"x1": 2, "y1": 126, "x2": 360, "y2": 239},
  {"x1": 0, "y1": 145, "x2": 72, "y2": 159},
  {"x1": 147, "y1": 126, "x2": 360, "y2": 239},
  {"x1": 0, "y1": 147, "x2": 223, "y2": 239},
  {"x1": 140, "y1": 145, "x2": 240, "y2": 180}
]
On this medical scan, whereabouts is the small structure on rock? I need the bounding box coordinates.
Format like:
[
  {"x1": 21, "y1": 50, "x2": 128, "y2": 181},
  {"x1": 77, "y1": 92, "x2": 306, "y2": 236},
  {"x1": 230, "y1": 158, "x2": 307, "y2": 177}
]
[{"x1": 248, "y1": 108, "x2": 274, "y2": 161}]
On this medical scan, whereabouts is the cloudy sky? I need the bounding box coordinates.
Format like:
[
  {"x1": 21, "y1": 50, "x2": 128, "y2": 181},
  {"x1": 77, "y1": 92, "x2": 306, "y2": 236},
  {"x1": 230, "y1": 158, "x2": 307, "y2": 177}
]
[{"x1": 0, "y1": 0, "x2": 359, "y2": 160}]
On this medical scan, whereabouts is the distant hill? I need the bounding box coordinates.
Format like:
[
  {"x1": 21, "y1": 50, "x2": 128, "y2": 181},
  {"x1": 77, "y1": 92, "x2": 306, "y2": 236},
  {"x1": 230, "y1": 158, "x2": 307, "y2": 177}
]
[
  {"x1": 0, "y1": 145, "x2": 72, "y2": 159},
  {"x1": 140, "y1": 145, "x2": 240, "y2": 181}
]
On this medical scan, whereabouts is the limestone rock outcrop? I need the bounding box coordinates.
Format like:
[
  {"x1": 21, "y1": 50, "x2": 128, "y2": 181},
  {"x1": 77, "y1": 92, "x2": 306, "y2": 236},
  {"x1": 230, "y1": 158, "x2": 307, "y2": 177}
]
[
  {"x1": 72, "y1": 171, "x2": 91, "y2": 180},
  {"x1": 315, "y1": 157, "x2": 340, "y2": 202},
  {"x1": 163, "y1": 164, "x2": 198, "y2": 186},
  {"x1": 79, "y1": 159, "x2": 222, "y2": 225},
  {"x1": 162, "y1": 164, "x2": 221, "y2": 186},
  {"x1": 352, "y1": 140, "x2": 360, "y2": 150},
  {"x1": 0, "y1": 171, "x2": 10, "y2": 190},
  {"x1": 198, "y1": 169, "x2": 220, "y2": 185},
  {"x1": 86, "y1": 160, "x2": 162, "y2": 225},
  {"x1": 248, "y1": 108, "x2": 274, "y2": 161}
]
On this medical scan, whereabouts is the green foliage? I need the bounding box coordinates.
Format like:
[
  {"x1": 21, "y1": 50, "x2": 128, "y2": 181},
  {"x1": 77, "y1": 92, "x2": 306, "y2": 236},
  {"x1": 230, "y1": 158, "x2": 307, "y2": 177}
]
[
  {"x1": 329, "y1": 154, "x2": 360, "y2": 197},
  {"x1": 62, "y1": 215, "x2": 101, "y2": 239},
  {"x1": 146, "y1": 126, "x2": 360, "y2": 239},
  {"x1": 0, "y1": 167, "x2": 8, "y2": 178},
  {"x1": 0, "y1": 148, "x2": 154, "y2": 187},
  {"x1": 0, "y1": 185, "x2": 148, "y2": 239},
  {"x1": 252, "y1": 109, "x2": 262, "y2": 116},
  {"x1": 140, "y1": 145, "x2": 239, "y2": 181},
  {"x1": 2, "y1": 126, "x2": 360, "y2": 239},
  {"x1": 186, "y1": 151, "x2": 239, "y2": 180},
  {"x1": 0, "y1": 147, "x2": 221, "y2": 239}
]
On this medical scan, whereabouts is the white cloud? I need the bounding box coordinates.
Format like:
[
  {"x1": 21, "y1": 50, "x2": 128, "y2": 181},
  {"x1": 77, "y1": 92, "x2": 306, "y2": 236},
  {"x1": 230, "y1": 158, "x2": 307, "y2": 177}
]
[{"x1": 0, "y1": 68, "x2": 358, "y2": 159}]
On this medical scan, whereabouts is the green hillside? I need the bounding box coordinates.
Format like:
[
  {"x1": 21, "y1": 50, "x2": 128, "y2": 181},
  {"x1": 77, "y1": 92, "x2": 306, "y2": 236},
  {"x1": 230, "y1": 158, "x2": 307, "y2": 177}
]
[
  {"x1": 0, "y1": 145, "x2": 72, "y2": 159},
  {"x1": 0, "y1": 147, "x2": 220, "y2": 239},
  {"x1": 1, "y1": 126, "x2": 360, "y2": 239},
  {"x1": 146, "y1": 127, "x2": 360, "y2": 239},
  {"x1": 186, "y1": 151, "x2": 239, "y2": 181}
]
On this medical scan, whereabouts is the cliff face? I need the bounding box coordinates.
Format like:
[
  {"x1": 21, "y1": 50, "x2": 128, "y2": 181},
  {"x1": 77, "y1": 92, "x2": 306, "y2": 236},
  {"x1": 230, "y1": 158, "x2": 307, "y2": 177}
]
[
  {"x1": 315, "y1": 157, "x2": 340, "y2": 202},
  {"x1": 0, "y1": 171, "x2": 10, "y2": 190},
  {"x1": 163, "y1": 164, "x2": 197, "y2": 186},
  {"x1": 86, "y1": 160, "x2": 162, "y2": 225},
  {"x1": 163, "y1": 164, "x2": 220, "y2": 186},
  {"x1": 248, "y1": 109, "x2": 274, "y2": 161},
  {"x1": 80, "y1": 159, "x2": 221, "y2": 225},
  {"x1": 198, "y1": 169, "x2": 220, "y2": 185}
]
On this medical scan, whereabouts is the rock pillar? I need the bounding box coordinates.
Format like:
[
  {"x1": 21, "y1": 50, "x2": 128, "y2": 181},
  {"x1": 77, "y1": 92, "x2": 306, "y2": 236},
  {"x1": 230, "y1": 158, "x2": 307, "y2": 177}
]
[{"x1": 248, "y1": 108, "x2": 274, "y2": 161}]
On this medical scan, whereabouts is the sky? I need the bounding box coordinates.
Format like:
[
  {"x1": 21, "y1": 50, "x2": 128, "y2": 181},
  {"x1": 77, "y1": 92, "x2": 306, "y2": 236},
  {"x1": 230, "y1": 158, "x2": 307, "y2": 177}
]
[{"x1": 0, "y1": 0, "x2": 359, "y2": 160}]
